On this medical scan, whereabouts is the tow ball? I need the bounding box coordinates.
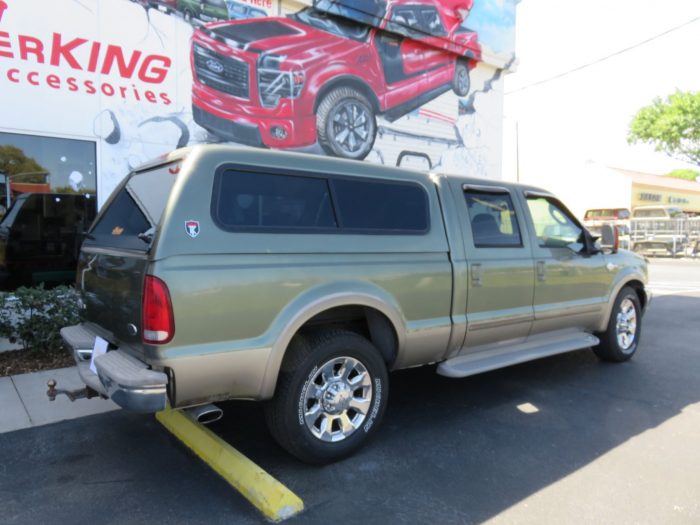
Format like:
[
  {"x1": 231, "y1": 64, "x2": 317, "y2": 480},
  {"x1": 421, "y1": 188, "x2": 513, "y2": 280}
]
[{"x1": 46, "y1": 379, "x2": 101, "y2": 402}]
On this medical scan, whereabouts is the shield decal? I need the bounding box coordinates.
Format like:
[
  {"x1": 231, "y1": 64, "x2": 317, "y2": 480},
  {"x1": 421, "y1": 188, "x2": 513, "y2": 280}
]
[{"x1": 185, "y1": 220, "x2": 200, "y2": 238}]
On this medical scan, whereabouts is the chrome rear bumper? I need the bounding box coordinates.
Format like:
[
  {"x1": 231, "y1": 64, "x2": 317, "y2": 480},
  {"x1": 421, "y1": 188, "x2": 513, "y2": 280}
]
[{"x1": 60, "y1": 324, "x2": 168, "y2": 413}]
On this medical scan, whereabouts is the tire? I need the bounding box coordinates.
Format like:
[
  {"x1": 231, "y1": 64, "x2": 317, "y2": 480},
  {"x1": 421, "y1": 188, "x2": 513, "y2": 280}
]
[
  {"x1": 265, "y1": 329, "x2": 389, "y2": 464},
  {"x1": 184, "y1": 8, "x2": 194, "y2": 23},
  {"x1": 593, "y1": 286, "x2": 642, "y2": 362},
  {"x1": 452, "y1": 61, "x2": 471, "y2": 97},
  {"x1": 316, "y1": 87, "x2": 377, "y2": 160}
]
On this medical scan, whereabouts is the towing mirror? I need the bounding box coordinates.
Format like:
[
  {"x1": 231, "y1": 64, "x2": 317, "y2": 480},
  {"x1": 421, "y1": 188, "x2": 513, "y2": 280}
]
[{"x1": 600, "y1": 224, "x2": 619, "y2": 253}]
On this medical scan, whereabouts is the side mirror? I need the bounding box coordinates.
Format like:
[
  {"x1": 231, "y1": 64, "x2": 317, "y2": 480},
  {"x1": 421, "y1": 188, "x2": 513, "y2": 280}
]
[{"x1": 600, "y1": 224, "x2": 619, "y2": 253}]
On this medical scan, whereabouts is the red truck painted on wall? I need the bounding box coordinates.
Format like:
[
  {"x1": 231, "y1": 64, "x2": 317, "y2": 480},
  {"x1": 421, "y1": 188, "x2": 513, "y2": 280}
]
[{"x1": 191, "y1": 0, "x2": 480, "y2": 159}]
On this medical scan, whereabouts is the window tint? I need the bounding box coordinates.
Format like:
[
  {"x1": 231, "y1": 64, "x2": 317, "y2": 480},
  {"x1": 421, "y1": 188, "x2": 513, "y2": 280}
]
[
  {"x1": 388, "y1": 6, "x2": 423, "y2": 38},
  {"x1": 527, "y1": 197, "x2": 583, "y2": 248},
  {"x1": 418, "y1": 7, "x2": 447, "y2": 36},
  {"x1": 90, "y1": 188, "x2": 151, "y2": 249},
  {"x1": 633, "y1": 208, "x2": 665, "y2": 218},
  {"x1": 464, "y1": 191, "x2": 522, "y2": 247},
  {"x1": 214, "y1": 171, "x2": 337, "y2": 229},
  {"x1": 333, "y1": 178, "x2": 428, "y2": 232}
]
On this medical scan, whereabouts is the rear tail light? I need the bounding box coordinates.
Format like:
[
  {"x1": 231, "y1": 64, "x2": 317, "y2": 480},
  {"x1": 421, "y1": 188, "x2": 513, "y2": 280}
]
[{"x1": 142, "y1": 275, "x2": 174, "y2": 344}]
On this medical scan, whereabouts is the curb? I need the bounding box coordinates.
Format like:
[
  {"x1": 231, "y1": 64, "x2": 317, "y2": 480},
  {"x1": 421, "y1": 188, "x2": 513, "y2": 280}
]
[{"x1": 156, "y1": 408, "x2": 304, "y2": 522}]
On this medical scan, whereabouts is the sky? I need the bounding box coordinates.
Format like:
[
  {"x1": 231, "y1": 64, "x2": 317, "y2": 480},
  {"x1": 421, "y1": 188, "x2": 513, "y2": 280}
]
[{"x1": 502, "y1": 0, "x2": 700, "y2": 187}]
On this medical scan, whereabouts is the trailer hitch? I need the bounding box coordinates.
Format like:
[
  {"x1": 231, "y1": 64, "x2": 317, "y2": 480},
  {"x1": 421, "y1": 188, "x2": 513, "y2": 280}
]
[{"x1": 46, "y1": 379, "x2": 101, "y2": 402}]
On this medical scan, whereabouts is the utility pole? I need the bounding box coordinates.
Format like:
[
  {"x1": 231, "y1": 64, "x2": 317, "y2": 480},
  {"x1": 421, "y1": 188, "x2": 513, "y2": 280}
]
[{"x1": 515, "y1": 121, "x2": 520, "y2": 183}]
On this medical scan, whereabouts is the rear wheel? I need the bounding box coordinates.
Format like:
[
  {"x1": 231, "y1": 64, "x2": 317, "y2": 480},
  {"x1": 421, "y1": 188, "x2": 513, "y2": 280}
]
[
  {"x1": 265, "y1": 329, "x2": 389, "y2": 464},
  {"x1": 316, "y1": 87, "x2": 377, "y2": 160},
  {"x1": 593, "y1": 286, "x2": 642, "y2": 362},
  {"x1": 453, "y1": 61, "x2": 471, "y2": 97}
]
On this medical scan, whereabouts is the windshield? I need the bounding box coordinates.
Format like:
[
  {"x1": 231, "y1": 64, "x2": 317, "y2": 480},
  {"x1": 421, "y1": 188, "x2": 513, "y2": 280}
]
[{"x1": 293, "y1": 7, "x2": 370, "y2": 41}]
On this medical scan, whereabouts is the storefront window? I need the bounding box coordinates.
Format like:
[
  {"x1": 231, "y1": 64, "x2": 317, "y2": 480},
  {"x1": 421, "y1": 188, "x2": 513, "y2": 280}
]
[
  {"x1": 0, "y1": 133, "x2": 97, "y2": 289},
  {"x1": 0, "y1": 132, "x2": 97, "y2": 215}
]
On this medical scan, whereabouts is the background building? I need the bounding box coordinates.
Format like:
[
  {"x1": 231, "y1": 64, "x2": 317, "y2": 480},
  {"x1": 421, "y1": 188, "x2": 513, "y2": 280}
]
[{"x1": 0, "y1": 0, "x2": 518, "y2": 207}]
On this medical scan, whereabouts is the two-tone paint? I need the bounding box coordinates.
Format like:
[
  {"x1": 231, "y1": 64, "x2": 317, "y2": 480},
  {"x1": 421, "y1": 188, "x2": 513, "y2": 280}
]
[{"x1": 75, "y1": 145, "x2": 648, "y2": 409}]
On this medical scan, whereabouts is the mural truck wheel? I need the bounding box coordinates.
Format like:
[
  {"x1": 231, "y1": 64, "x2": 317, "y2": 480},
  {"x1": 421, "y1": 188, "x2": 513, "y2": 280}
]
[
  {"x1": 317, "y1": 87, "x2": 377, "y2": 160},
  {"x1": 453, "y1": 61, "x2": 471, "y2": 97}
]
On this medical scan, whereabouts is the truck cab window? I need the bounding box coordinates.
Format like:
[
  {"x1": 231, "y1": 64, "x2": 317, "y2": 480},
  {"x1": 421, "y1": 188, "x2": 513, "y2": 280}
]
[
  {"x1": 526, "y1": 196, "x2": 583, "y2": 248},
  {"x1": 464, "y1": 190, "x2": 522, "y2": 247}
]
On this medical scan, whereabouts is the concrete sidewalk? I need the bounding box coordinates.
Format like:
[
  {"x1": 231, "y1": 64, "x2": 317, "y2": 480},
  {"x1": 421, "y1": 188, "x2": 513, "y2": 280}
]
[{"x1": 0, "y1": 366, "x2": 118, "y2": 434}]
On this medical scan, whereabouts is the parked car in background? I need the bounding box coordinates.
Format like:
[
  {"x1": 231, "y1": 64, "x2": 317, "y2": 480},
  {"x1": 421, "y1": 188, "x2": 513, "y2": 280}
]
[
  {"x1": 59, "y1": 145, "x2": 649, "y2": 464},
  {"x1": 178, "y1": 0, "x2": 266, "y2": 24},
  {"x1": 632, "y1": 205, "x2": 686, "y2": 219},
  {"x1": 583, "y1": 208, "x2": 631, "y2": 249},
  {"x1": 148, "y1": 0, "x2": 178, "y2": 14},
  {"x1": 190, "y1": 0, "x2": 481, "y2": 159},
  {"x1": 631, "y1": 205, "x2": 689, "y2": 257},
  {"x1": 0, "y1": 193, "x2": 96, "y2": 290},
  {"x1": 584, "y1": 207, "x2": 631, "y2": 224}
]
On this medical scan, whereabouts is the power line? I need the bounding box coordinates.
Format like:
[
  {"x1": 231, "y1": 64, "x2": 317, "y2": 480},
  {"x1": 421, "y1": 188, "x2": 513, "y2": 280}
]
[{"x1": 506, "y1": 15, "x2": 700, "y2": 95}]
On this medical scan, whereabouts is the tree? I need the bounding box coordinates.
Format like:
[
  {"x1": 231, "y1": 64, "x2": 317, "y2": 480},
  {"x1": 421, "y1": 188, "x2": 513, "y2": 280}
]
[
  {"x1": 0, "y1": 145, "x2": 47, "y2": 183},
  {"x1": 666, "y1": 168, "x2": 699, "y2": 181},
  {"x1": 628, "y1": 90, "x2": 700, "y2": 166}
]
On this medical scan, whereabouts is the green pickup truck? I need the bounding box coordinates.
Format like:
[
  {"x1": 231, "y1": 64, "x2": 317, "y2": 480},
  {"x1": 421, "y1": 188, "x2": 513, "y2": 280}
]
[
  {"x1": 59, "y1": 145, "x2": 649, "y2": 463},
  {"x1": 178, "y1": 0, "x2": 266, "y2": 23}
]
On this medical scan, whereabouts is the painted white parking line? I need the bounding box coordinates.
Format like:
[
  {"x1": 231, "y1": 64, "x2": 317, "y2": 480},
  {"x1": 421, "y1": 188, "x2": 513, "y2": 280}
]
[
  {"x1": 649, "y1": 282, "x2": 700, "y2": 287},
  {"x1": 648, "y1": 286, "x2": 700, "y2": 296}
]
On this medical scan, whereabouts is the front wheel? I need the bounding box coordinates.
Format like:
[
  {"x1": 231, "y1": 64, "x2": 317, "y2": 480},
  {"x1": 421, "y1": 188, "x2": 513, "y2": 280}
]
[
  {"x1": 265, "y1": 329, "x2": 389, "y2": 464},
  {"x1": 593, "y1": 286, "x2": 642, "y2": 362},
  {"x1": 316, "y1": 87, "x2": 377, "y2": 160}
]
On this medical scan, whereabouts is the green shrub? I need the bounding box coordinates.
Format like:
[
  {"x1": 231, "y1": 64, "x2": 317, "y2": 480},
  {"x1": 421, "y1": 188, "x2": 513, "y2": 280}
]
[{"x1": 0, "y1": 285, "x2": 81, "y2": 353}]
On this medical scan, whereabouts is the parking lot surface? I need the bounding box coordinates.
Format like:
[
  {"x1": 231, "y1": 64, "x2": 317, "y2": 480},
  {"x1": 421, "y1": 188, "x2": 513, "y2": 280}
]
[{"x1": 1, "y1": 259, "x2": 699, "y2": 524}]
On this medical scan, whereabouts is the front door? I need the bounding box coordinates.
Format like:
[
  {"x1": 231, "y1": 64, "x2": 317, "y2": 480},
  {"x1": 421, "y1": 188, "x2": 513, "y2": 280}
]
[
  {"x1": 523, "y1": 193, "x2": 611, "y2": 335},
  {"x1": 451, "y1": 182, "x2": 536, "y2": 350}
]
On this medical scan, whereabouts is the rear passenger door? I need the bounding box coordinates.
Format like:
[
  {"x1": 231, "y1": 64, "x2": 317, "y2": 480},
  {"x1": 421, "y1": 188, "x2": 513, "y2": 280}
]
[{"x1": 452, "y1": 183, "x2": 536, "y2": 350}]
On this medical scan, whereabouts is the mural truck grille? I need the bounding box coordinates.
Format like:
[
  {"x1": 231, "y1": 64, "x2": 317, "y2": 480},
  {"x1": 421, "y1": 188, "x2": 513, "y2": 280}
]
[{"x1": 193, "y1": 44, "x2": 250, "y2": 99}]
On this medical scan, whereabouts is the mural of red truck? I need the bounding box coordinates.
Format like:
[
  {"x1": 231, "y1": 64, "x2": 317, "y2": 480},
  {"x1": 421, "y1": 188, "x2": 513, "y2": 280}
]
[{"x1": 191, "y1": 0, "x2": 481, "y2": 159}]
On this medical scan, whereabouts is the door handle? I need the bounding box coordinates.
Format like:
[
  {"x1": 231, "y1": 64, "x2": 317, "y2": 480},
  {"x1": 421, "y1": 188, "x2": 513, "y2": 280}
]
[
  {"x1": 471, "y1": 263, "x2": 482, "y2": 287},
  {"x1": 536, "y1": 260, "x2": 546, "y2": 282}
]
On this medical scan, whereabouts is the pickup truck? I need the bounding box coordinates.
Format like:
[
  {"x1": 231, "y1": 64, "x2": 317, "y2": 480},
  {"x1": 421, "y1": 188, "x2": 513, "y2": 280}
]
[
  {"x1": 59, "y1": 145, "x2": 649, "y2": 463},
  {"x1": 190, "y1": 0, "x2": 480, "y2": 160}
]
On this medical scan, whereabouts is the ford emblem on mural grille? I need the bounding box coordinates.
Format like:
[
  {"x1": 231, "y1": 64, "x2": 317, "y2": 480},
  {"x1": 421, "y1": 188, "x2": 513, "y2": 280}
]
[{"x1": 206, "y1": 59, "x2": 224, "y2": 74}]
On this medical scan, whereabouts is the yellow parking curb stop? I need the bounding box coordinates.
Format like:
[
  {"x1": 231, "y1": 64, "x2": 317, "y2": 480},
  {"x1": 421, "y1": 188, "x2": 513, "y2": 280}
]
[{"x1": 156, "y1": 409, "x2": 304, "y2": 522}]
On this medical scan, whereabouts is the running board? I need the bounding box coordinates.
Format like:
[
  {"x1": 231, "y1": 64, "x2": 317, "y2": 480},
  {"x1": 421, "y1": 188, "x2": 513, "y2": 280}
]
[{"x1": 436, "y1": 333, "x2": 600, "y2": 378}]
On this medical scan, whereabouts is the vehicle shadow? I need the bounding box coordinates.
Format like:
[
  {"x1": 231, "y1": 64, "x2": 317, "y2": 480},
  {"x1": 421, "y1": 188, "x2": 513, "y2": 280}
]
[{"x1": 212, "y1": 293, "x2": 700, "y2": 524}]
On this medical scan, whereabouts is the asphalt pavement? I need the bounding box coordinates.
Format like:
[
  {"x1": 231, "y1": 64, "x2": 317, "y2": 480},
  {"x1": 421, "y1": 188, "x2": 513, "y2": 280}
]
[{"x1": 1, "y1": 258, "x2": 699, "y2": 524}]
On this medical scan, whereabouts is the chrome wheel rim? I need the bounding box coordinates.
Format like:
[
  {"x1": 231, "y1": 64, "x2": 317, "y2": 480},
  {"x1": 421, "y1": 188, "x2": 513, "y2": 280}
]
[
  {"x1": 331, "y1": 102, "x2": 372, "y2": 156},
  {"x1": 616, "y1": 298, "x2": 637, "y2": 351},
  {"x1": 302, "y1": 356, "x2": 373, "y2": 443}
]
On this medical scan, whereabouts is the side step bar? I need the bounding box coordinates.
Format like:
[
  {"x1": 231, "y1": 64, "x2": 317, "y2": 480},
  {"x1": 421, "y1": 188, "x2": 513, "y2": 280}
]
[{"x1": 437, "y1": 333, "x2": 600, "y2": 378}]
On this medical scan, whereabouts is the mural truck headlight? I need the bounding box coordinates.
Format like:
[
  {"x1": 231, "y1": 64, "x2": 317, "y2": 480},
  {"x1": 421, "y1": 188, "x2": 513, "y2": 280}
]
[{"x1": 257, "y1": 55, "x2": 305, "y2": 108}]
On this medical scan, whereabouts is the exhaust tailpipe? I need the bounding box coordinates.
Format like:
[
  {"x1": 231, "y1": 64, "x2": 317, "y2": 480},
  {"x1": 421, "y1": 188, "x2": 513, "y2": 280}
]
[{"x1": 185, "y1": 403, "x2": 223, "y2": 425}]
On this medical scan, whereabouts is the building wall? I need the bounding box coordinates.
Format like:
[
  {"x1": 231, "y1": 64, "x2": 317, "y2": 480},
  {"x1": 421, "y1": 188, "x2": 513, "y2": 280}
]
[
  {"x1": 0, "y1": 0, "x2": 516, "y2": 206},
  {"x1": 631, "y1": 183, "x2": 700, "y2": 214}
]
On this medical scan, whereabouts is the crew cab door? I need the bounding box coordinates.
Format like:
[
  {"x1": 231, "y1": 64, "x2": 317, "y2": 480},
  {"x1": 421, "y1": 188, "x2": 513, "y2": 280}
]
[
  {"x1": 522, "y1": 192, "x2": 611, "y2": 334},
  {"x1": 450, "y1": 182, "x2": 536, "y2": 349},
  {"x1": 413, "y1": 5, "x2": 453, "y2": 71},
  {"x1": 384, "y1": 5, "x2": 427, "y2": 76}
]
